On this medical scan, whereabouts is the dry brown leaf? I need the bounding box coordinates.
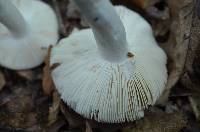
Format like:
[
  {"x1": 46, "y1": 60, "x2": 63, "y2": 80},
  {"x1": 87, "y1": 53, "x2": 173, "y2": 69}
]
[
  {"x1": 60, "y1": 101, "x2": 84, "y2": 129},
  {"x1": 180, "y1": 0, "x2": 200, "y2": 93},
  {"x1": 130, "y1": 0, "x2": 150, "y2": 9},
  {"x1": 158, "y1": 0, "x2": 194, "y2": 104},
  {"x1": 42, "y1": 46, "x2": 55, "y2": 95},
  {"x1": 48, "y1": 91, "x2": 61, "y2": 126},
  {"x1": 122, "y1": 109, "x2": 186, "y2": 132},
  {"x1": 0, "y1": 71, "x2": 5, "y2": 91},
  {"x1": 189, "y1": 95, "x2": 200, "y2": 122},
  {"x1": 86, "y1": 121, "x2": 93, "y2": 132},
  {"x1": 16, "y1": 70, "x2": 34, "y2": 80},
  {"x1": 46, "y1": 119, "x2": 66, "y2": 132}
]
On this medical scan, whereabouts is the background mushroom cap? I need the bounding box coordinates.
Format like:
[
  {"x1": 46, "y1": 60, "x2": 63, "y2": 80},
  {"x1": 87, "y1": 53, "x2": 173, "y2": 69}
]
[
  {"x1": 51, "y1": 6, "x2": 167, "y2": 123},
  {"x1": 0, "y1": 0, "x2": 58, "y2": 70}
]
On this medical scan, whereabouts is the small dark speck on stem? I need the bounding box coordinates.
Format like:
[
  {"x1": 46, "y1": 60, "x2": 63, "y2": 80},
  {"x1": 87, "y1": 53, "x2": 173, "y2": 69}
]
[{"x1": 127, "y1": 52, "x2": 134, "y2": 58}]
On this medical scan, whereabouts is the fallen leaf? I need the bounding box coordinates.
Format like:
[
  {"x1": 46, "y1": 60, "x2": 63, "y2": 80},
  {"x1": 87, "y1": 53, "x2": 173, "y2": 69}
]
[
  {"x1": 131, "y1": 0, "x2": 150, "y2": 9},
  {"x1": 48, "y1": 91, "x2": 61, "y2": 126},
  {"x1": 122, "y1": 108, "x2": 186, "y2": 132},
  {"x1": 46, "y1": 118, "x2": 66, "y2": 132},
  {"x1": 0, "y1": 71, "x2": 5, "y2": 91},
  {"x1": 60, "y1": 101, "x2": 84, "y2": 129},
  {"x1": 189, "y1": 95, "x2": 200, "y2": 122},
  {"x1": 158, "y1": 0, "x2": 193, "y2": 104},
  {"x1": 179, "y1": 0, "x2": 200, "y2": 94},
  {"x1": 16, "y1": 70, "x2": 34, "y2": 81},
  {"x1": 86, "y1": 121, "x2": 93, "y2": 132}
]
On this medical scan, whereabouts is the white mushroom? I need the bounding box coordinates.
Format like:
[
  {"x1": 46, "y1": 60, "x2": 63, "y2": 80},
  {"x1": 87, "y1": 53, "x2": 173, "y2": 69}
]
[
  {"x1": 0, "y1": 0, "x2": 58, "y2": 70},
  {"x1": 51, "y1": 0, "x2": 167, "y2": 123}
]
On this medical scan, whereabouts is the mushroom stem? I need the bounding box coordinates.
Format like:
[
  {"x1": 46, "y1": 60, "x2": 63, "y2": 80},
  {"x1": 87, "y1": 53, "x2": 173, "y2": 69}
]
[
  {"x1": 0, "y1": 0, "x2": 28, "y2": 38},
  {"x1": 73, "y1": 0, "x2": 129, "y2": 63}
]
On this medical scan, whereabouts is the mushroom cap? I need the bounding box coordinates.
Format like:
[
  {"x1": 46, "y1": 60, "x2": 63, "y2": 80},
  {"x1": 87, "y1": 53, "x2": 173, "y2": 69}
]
[
  {"x1": 51, "y1": 6, "x2": 167, "y2": 123},
  {"x1": 0, "y1": 0, "x2": 58, "y2": 70}
]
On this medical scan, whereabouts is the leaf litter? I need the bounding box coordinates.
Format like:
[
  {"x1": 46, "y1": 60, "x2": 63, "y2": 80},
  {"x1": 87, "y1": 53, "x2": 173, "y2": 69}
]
[{"x1": 0, "y1": 0, "x2": 200, "y2": 131}]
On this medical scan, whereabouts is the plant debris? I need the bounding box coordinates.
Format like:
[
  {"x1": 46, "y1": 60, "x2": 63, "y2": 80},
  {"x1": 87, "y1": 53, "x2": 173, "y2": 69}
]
[
  {"x1": 0, "y1": 0, "x2": 200, "y2": 131},
  {"x1": 0, "y1": 71, "x2": 5, "y2": 91}
]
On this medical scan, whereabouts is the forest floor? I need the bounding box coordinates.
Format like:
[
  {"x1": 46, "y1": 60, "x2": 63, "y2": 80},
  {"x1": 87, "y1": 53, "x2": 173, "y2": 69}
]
[{"x1": 0, "y1": 0, "x2": 200, "y2": 132}]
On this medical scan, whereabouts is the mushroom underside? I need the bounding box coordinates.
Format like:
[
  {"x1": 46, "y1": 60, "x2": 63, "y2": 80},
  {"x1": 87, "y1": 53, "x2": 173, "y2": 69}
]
[{"x1": 50, "y1": 6, "x2": 167, "y2": 123}]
